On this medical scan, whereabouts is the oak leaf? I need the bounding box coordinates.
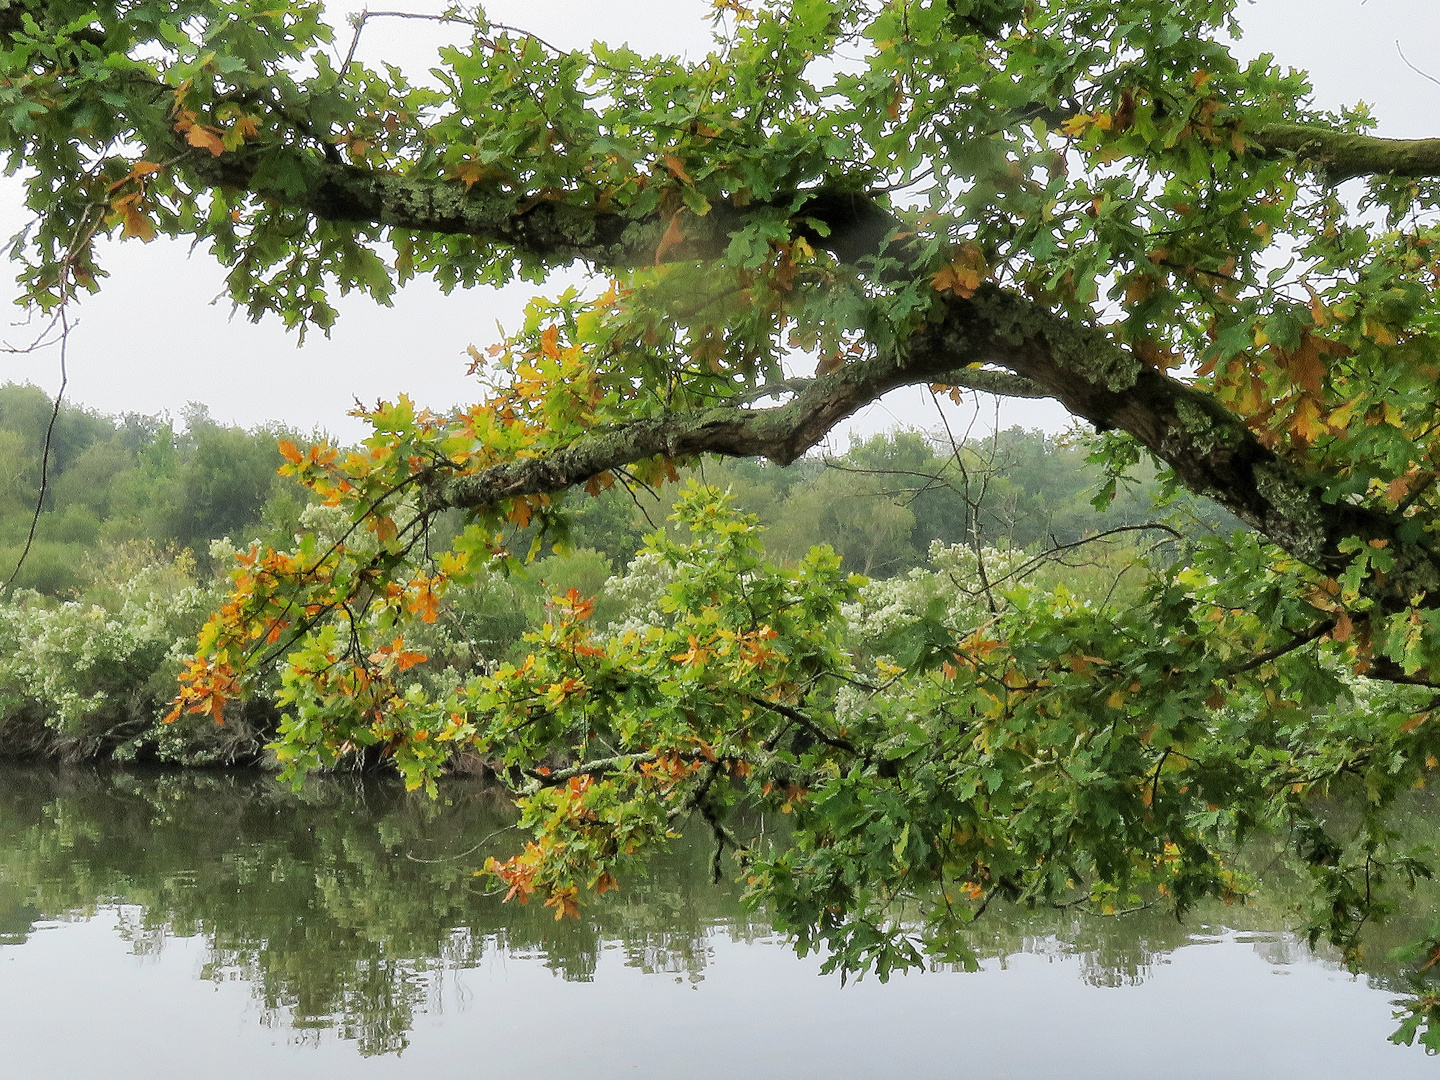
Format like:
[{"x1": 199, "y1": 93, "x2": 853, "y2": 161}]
[{"x1": 654, "y1": 210, "x2": 686, "y2": 264}]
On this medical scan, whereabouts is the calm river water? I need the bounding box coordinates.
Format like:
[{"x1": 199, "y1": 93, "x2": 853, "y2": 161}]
[{"x1": 1, "y1": 764, "x2": 1436, "y2": 1078}]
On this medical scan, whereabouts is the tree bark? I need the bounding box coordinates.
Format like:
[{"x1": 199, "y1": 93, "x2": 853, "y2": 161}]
[
  {"x1": 1251, "y1": 123, "x2": 1440, "y2": 184},
  {"x1": 424, "y1": 283, "x2": 1440, "y2": 618}
]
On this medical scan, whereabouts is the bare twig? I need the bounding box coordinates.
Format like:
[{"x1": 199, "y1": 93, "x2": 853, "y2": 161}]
[
  {"x1": 1397, "y1": 42, "x2": 1440, "y2": 90},
  {"x1": 746, "y1": 694, "x2": 857, "y2": 753},
  {"x1": 2, "y1": 309, "x2": 68, "y2": 592},
  {"x1": 3, "y1": 197, "x2": 105, "y2": 590}
]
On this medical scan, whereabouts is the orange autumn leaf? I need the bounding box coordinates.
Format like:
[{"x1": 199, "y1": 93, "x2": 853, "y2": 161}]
[
  {"x1": 931, "y1": 244, "x2": 988, "y2": 300},
  {"x1": 1272, "y1": 330, "x2": 1347, "y2": 399},
  {"x1": 547, "y1": 893, "x2": 581, "y2": 920},
  {"x1": 407, "y1": 582, "x2": 441, "y2": 623},
  {"x1": 670, "y1": 634, "x2": 711, "y2": 666},
  {"x1": 655, "y1": 209, "x2": 686, "y2": 264},
  {"x1": 1386, "y1": 475, "x2": 1414, "y2": 506},
  {"x1": 584, "y1": 471, "x2": 615, "y2": 496},
  {"x1": 558, "y1": 587, "x2": 596, "y2": 620},
  {"x1": 121, "y1": 207, "x2": 156, "y2": 242},
  {"x1": 1400, "y1": 712, "x2": 1430, "y2": 734},
  {"x1": 663, "y1": 153, "x2": 693, "y2": 185},
  {"x1": 183, "y1": 123, "x2": 226, "y2": 156},
  {"x1": 932, "y1": 262, "x2": 982, "y2": 299}
]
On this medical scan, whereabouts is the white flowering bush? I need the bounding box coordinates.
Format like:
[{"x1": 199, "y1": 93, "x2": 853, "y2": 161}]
[
  {"x1": 0, "y1": 550, "x2": 268, "y2": 762},
  {"x1": 598, "y1": 551, "x2": 680, "y2": 637},
  {"x1": 841, "y1": 540, "x2": 1029, "y2": 656}
]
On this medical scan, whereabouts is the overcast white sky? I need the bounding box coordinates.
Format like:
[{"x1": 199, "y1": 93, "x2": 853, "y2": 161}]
[{"x1": 1, "y1": 0, "x2": 1437, "y2": 443}]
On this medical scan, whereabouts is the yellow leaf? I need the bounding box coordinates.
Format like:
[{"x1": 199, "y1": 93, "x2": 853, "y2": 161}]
[
  {"x1": 1289, "y1": 394, "x2": 1326, "y2": 445},
  {"x1": 1363, "y1": 318, "x2": 1397, "y2": 346},
  {"x1": 1325, "y1": 395, "x2": 1363, "y2": 434}
]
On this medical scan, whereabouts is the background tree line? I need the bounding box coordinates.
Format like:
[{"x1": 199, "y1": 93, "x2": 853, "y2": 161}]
[{"x1": 0, "y1": 382, "x2": 311, "y2": 595}]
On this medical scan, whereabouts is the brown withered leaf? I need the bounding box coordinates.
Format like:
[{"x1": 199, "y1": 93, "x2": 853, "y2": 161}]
[
  {"x1": 663, "y1": 154, "x2": 693, "y2": 185},
  {"x1": 654, "y1": 210, "x2": 685, "y2": 264}
]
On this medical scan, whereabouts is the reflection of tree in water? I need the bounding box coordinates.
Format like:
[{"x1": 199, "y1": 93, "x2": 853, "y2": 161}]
[
  {"x1": 951, "y1": 807, "x2": 1440, "y2": 996},
  {"x1": 963, "y1": 916, "x2": 1288, "y2": 989},
  {"x1": 3, "y1": 766, "x2": 1439, "y2": 1054},
  {"x1": 0, "y1": 766, "x2": 758, "y2": 1054}
]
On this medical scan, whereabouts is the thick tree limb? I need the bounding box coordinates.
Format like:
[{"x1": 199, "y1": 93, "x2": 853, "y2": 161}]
[
  {"x1": 944, "y1": 367, "x2": 1048, "y2": 398},
  {"x1": 185, "y1": 147, "x2": 901, "y2": 270},
  {"x1": 921, "y1": 288, "x2": 1440, "y2": 613},
  {"x1": 128, "y1": 113, "x2": 1440, "y2": 619},
  {"x1": 425, "y1": 284, "x2": 1440, "y2": 620},
  {"x1": 174, "y1": 121, "x2": 1440, "y2": 273},
  {"x1": 1251, "y1": 123, "x2": 1440, "y2": 184},
  {"x1": 424, "y1": 338, "x2": 970, "y2": 509}
]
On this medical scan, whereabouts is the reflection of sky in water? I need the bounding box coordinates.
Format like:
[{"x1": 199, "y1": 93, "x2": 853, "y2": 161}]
[
  {"x1": 1, "y1": 766, "x2": 1437, "y2": 1077},
  {"x1": 1, "y1": 909, "x2": 1432, "y2": 1080}
]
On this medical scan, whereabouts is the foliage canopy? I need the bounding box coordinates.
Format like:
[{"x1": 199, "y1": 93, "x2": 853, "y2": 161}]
[{"x1": 9, "y1": 0, "x2": 1440, "y2": 1040}]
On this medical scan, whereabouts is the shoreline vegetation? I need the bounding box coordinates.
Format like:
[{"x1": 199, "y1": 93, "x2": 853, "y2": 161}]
[{"x1": 0, "y1": 381, "x2": 1220, "y2": 769}]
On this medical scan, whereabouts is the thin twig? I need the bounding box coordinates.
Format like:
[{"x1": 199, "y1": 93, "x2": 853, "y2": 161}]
[
  {"x1": 1227, "y1": 618, "x2": 1336, "y2": 676},
  {"x1": 746, "y1": 694, "x2": 856, "y2": 753},
  {"x1": 1397, "y1": 43, "x2": 1440, "y2": 90},
  {"x1": 4, "y1": 194, "x2": 105, "y2": 589},
  {"x1": 3, "y1": 310, "x2": 68, "y2": 591},
  {"x1": 403, "y1": 822, "x2": 520, "y2": 863}
]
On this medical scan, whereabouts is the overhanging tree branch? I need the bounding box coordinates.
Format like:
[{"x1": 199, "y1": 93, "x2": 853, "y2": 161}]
[
  {"x1": 1251, "y1": 123, "x2": 1440, "y2": 184},
  {"x1": 424, "y1": 283, "x2": 1440, "y2": 624}
]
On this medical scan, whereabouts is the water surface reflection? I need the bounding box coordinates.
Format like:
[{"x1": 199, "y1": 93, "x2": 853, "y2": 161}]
[{"x1": 0, "y1": 765, "x2": 1434, "y2": 1077}]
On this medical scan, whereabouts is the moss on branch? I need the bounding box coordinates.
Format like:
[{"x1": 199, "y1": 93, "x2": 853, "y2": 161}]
[{"x1": 1252, "y1": 123, "x2": 1440, "y2": 184}]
